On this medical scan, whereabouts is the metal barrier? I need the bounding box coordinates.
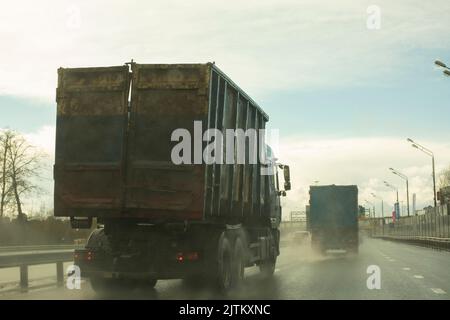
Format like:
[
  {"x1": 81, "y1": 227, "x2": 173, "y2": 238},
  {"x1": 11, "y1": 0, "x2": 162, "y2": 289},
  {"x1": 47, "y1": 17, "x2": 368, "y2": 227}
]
[
  {"x1": 371, "y1": 205, "x2": 450, "y2": 250},
  {"x1": 0, "y1": 250, "x2": 74, "y2": 291},
  {"x1": 0, "y1": 244, "x2": 79, "y2": 253},
  {"x1": 372, "y1": 235, "x2": 450, "y2": 251}
]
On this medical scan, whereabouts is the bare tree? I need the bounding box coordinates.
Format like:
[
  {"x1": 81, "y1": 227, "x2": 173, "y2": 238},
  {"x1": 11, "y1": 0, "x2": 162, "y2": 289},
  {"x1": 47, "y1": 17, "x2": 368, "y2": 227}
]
[
  {"x1": 0, "y1": 130, "x2": 14, "y2": 218},
  {"x1": 4, "y1": 131, "x2": 46, "y2": 221},
  {"x1": 439, "y1": 165, "x2": 450, "y2": 188}
]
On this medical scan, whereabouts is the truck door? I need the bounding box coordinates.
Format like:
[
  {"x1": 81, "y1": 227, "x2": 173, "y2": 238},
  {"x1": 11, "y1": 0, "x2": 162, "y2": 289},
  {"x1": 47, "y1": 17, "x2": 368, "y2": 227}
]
[
  {"x1": 54, "y1": 66, "x2": 130, "y2": 217},
  {"x1": 123, "y1": 63, "x2": 208, "y2": 220}
]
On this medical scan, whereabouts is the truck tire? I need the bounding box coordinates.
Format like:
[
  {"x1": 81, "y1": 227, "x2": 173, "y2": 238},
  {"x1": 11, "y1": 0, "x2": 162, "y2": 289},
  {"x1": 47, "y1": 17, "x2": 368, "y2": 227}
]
[
  {"x1": 86, "y1": 228, "x2": 110, "y2": 253},
  {"x1": 232, "y1": 238, "x2": 245, "y2": 287},
  {"x1": 259, "y1": 256, "x2": 276, "y2": 278},
  {"x1": 216, "y1": 234, "x2": 233, "y2": 292}
]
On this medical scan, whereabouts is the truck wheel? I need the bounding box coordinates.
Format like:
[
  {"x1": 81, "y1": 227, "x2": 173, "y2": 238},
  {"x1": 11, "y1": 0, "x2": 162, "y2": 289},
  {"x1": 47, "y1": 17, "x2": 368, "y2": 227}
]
[
  {"x1": 259, "y1": 256, "x2": 276, "y2": 278},
  {"x1": 216, "y1": 235, "x2": 233, "y2": 291},
  {"x1": 232, "y1": 238, "x2": 245, "y2": 287}
]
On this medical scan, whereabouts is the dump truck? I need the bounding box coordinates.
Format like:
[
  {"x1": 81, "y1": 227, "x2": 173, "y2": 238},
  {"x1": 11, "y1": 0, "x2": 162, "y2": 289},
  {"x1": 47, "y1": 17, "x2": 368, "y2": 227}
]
[
  {"x1": 54, "y1": 62, "x2": 291, "y2": 292},
  {"x1": 308, "y1": 185, "x2": 359, "y2": 254}
]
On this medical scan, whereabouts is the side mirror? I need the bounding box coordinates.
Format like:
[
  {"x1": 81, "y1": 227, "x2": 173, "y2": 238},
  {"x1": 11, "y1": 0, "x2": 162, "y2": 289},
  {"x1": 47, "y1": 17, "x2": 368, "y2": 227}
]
[{"x1": 283, "y1": 165, "x2": 291, "y2": 191}]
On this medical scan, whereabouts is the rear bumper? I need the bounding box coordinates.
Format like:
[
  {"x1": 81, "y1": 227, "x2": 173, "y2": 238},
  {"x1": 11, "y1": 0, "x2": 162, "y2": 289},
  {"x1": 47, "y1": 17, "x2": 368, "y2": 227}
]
[
  {"x1": 79, "y1": 270, "x2": 158, "y2": 280},
  {"x1": 74, "y1": 249, "x2": 207, "y2": 280},
  {"x1": 312, "y1": 229, "x2": 359, "y2": 250},
  {"x1": 321, "y1": 242, "x2": 358, "y2": 250}
]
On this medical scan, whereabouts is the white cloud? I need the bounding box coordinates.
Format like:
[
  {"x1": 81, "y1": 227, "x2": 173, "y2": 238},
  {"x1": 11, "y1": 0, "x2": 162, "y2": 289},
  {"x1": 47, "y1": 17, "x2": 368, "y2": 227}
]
[
  {"x1": 21, "y1": 126, "x2": 55, "y2": 215},
  {"x1": 24, "y1": 125, "x2": 55, "y2": 156},
  {"x1": 1, "y1": 0, "x2": 449, "y2": 99},
  {"x1": 278, "y1": 135, "x2": 450, "y2": 219}
]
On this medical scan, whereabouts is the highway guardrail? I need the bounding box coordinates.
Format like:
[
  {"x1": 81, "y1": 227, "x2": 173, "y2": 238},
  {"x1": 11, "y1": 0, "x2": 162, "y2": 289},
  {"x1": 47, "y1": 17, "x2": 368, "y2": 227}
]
[
  {"x1": 0, "y1": 244, "x2": 81, "y2": 253},
  {"x1": 0, "y1": 249, "x2": 75, "y2": 292},
  {"x1": 373, "y1": 235, "x2": 450, "y2": 251}
]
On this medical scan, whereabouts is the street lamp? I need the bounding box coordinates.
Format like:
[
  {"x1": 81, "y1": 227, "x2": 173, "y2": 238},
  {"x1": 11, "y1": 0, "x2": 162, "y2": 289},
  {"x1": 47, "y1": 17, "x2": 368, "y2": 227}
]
[
  {"x1": 435, "y1": 60, "x2": 448, "y2": 68},
  {"x1": 371, "y1": 193, "x2": 384, "y2": 218},
  {"x1": 407, "y1": 138, "x2": 437, "y2": 209},
  {"x1": 384, "y1": 180, "x2": 400, "y2": 218},
  {"x1": 365, "y1": 199, "x2": 375, "y2": 219},
  {"x1": 435, "y1": 60, "x2": 450, "y2": 77},
  {"x1": 384, "y1": 181, "x2": 399, "y2": 202},
  {"x1": 389, "y1": 168, "x2": 410, "y2": 217},
  {"x1": 434, "y1": 60, "x2": 450, "y2": 76}
]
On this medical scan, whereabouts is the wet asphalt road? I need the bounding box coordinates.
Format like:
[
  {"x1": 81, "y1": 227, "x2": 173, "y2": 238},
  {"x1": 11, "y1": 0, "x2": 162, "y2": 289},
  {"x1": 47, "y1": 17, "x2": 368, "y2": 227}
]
[{"x1": 2, "y1": 237, "x2": 450, "y2": 300}]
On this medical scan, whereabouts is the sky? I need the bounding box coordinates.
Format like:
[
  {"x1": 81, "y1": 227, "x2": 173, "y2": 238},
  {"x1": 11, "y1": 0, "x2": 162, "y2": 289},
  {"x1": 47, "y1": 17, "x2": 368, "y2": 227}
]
[{"x1": 1, "y1": 0, "x2": 450, "y2": 218}]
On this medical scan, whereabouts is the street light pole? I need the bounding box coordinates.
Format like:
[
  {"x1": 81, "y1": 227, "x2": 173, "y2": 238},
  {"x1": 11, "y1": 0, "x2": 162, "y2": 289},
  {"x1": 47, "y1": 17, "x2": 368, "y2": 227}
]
[
  {"x1": 432, "y1": 61, "x2": 447, "y2": 208},
  {"x1": 365, "y1": 200, "x2": 375, "y2": 219},
  {"x1": 407, "y1": 179, "x2": 410, "y2": 215},
  {"x1": 384, "y1": 180, "x2": 400, "y2": 217},
  {"x1": 371, "y1": 193, "x2": 384, "y2": 217},
  {"x1": 432, "y1": 155, "x2": 437, "y2": 208},
  {"x1": 384, "y1": 181, "x2": 399, "y2": 202},
  {"x1": 435, "y1": 59, "x2": 450, "y2": 77},
  {"x1": 389, "y1": 168, "x2": 410, "y2": 217},
  {"x1": 407, "y1": 138, "x2": 437, "y2": 209}
]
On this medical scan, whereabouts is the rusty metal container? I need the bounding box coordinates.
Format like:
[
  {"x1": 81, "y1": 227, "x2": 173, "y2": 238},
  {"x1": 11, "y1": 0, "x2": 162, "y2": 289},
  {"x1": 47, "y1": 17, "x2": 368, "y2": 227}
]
[{"x1": 54, "y1": 63, "x2": 270, "y2": 224}]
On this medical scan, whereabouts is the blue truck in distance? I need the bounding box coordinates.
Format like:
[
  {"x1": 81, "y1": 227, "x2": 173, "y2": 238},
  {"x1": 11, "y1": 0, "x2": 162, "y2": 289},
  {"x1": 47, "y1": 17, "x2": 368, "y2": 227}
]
[{"x1": 308, "y1": 185, "x2": 359, "y2": 254}]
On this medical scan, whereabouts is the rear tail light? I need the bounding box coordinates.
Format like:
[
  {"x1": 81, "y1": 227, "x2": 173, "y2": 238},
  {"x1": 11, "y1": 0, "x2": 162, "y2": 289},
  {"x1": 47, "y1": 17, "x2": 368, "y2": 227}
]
[
  {"x1": 176, "y1": 252, "x2": 184, "y2": 262},
  {"x1": 74, "y1": 250, "x2": 94, "y2": 262},
  {"x1": 86, "y1": 251, "x2": 93, "y2": 261},
  {"x1": 175, "y1": 252, "x2": 199, "y2": 262}
]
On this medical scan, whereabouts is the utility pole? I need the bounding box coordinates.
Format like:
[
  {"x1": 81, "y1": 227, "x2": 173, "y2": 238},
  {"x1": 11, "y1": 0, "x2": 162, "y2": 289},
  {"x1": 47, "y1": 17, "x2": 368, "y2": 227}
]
[
  {"x1": 390, "y1": 168, "x2": 410, "y2": 217},
  {"x1": 371, "y1": 193, "x2": 384, "y2": 218},
  {"x1": 385, "y1": 181, "x2": 400, "y2": 218},
  {"x1": 407, "y1": 138, "x2": 437, "y2": 209}
]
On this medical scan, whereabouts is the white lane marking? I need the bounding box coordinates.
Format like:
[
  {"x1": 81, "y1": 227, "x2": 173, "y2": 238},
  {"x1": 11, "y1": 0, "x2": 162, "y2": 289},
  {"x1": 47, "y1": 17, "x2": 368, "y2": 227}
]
[
  {"x1": 431, "y1": 288, "x2": 446, "y2": 295},
  {"x1": 402, "y1": 267, "x2": 411, "y2": 271},
  {"x1": 388, "y1": 259, "x2": 396, "y2": 262},
  {"x1": 413, "y1": 275, "x2": 424, "y2": 279}
]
